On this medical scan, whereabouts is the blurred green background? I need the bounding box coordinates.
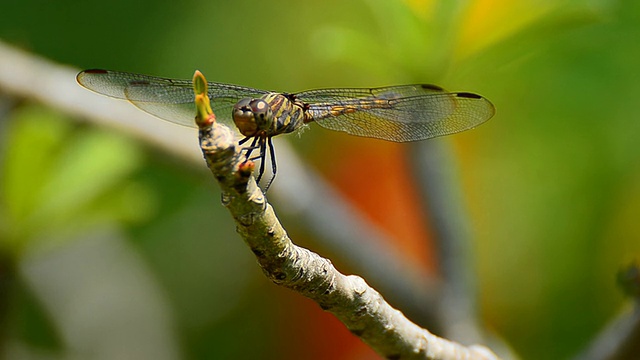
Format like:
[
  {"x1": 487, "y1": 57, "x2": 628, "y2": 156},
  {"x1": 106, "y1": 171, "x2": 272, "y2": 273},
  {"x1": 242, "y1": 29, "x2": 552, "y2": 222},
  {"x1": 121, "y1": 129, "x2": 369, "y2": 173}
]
[{"x1": 1, "y1": 0, "x2": 639, "y2": 359}]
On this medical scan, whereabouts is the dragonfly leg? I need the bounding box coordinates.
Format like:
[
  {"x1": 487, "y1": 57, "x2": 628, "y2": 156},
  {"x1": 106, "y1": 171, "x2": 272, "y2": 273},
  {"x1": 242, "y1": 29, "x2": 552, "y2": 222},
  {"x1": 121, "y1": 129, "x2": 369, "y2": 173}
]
[
  {"x1": 255, "y1": 137, "x2": 267, "y2": 185},
  {"x1": 238, "y1": 136, "x2": 252, "y2": 145},
  {"x1": 263, "y1": 137, "x2": 277, "y2": 192},
  {"x1": 242, "y1": 137, "x2": 260, "y2": 160}
]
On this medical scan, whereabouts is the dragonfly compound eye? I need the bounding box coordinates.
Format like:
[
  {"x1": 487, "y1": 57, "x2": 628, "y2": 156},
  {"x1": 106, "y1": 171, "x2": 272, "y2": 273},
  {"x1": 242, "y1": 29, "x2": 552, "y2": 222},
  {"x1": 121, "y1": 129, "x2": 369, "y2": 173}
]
[
  {"x1": 231, "y1": 98, "x2": 257, "y2": 137},
  {"x1": 232, "y1": 98, "x2": 273, "y2": 137},
  {"x1": 249, "y1": 99, "x2": 271, "y2": 121}
]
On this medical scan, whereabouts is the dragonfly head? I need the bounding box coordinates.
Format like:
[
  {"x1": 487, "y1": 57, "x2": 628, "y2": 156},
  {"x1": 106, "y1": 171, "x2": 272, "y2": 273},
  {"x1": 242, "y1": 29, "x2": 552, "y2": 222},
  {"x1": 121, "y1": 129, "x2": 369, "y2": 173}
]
[{"x1": 232, "y1": 98, "x2": 272, "y2": 137}]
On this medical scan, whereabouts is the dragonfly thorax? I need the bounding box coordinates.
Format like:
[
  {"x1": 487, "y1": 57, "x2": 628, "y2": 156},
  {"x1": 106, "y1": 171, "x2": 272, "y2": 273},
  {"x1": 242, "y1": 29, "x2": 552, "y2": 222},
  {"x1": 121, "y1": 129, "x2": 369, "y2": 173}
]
[{"x1": 232, "y1": 97, "x2": 273, "y2": 137}]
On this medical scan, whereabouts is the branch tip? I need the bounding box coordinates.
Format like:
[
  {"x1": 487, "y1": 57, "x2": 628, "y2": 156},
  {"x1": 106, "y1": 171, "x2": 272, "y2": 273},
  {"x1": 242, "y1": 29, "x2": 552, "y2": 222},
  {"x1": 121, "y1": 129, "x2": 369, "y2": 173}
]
[{"x1": 193, "y1": 70, "x2": 215, "y2": 128}]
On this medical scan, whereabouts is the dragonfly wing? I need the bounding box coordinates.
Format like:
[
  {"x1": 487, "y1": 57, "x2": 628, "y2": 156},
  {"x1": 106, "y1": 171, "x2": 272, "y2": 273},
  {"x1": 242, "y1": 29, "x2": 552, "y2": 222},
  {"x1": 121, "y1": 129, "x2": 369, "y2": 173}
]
[
  {"x1": 77, "y1": 69, "x2": 270, "y2": 128},
  {"x1": 300, "y1": 84, "x2": 495, "y2": 142},
  {"x1": 122, "y1": 84, "x2": 199, "y2": 127}
]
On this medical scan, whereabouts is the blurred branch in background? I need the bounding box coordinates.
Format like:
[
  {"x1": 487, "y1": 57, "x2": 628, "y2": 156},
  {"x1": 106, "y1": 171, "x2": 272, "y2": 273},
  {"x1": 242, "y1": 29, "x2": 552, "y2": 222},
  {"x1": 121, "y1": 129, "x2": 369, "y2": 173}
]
[
  {"x1": 573, "y1": 302, "x2": 640, "y2": 360},
  {"x1": 0, "y1": 40, "x2": 199, "y2": 162},
  {"x1": 411, "y1": 142, "x2": 516, "y2": 359},
  {"x1": 411, "y1": 141, "x2": 482, "y2": 342},
  {"x1": 574, "y1": 262, "x2": 640, "y2": 360}
]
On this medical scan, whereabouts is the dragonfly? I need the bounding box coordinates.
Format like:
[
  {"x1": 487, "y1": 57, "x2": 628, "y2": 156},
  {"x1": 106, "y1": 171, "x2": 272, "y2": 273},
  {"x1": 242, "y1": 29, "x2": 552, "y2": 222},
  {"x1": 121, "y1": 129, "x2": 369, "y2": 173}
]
[{"x1": 77, "y1": 69, "x2": 495, "y2": 190}]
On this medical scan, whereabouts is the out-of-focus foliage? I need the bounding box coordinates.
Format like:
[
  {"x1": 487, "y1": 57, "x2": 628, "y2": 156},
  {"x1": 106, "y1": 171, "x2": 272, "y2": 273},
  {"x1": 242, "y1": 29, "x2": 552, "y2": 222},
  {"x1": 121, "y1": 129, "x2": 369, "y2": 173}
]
[
  {"x1": 1, "y1": 106, "x2": 150, "y2": 255},
  {"x1": 0, "y1": 0, "x2": 639, "y2": 359}
]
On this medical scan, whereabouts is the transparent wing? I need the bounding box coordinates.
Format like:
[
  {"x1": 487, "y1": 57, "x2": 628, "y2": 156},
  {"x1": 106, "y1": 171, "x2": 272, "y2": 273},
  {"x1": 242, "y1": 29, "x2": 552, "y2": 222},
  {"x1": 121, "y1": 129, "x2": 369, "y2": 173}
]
[
  {"x1": 298, "y1": 84, "x2": 495, "y2": 142},
  {"x1": 76, "y1": 69, "x2": 270, "y2": 128},
  {"x1": 77, "y1": 71, "x2": 495, "y2": 141}
]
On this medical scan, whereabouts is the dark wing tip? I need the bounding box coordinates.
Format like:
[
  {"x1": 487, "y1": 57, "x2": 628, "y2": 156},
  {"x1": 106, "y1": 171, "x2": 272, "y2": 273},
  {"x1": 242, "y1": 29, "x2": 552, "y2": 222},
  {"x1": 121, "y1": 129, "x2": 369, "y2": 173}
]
[
  {"x1": 420, "y1": 84, "x2": 445, "y2": 91},
  {"x1": 76, "y1": 69, "x2": 109, "y2": 85},
  {"x1": 455, "y1": 92, "x2": 496, "y2": 118},
  {"x1": 455, "y1": 92, "x2": 483, "y2": 99},
  {"x1": 82, "y1": 69, "x2": 109, "y2": 74},
  {"x1": 78, "y1": 69, "x2": 109, "y2": 77}
]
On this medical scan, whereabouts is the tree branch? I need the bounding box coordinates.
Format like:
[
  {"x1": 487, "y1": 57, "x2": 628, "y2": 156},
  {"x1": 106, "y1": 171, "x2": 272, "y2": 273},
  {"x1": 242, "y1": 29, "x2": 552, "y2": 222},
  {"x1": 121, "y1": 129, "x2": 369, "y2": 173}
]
[
  {"x1": 193, "y1": 71, "x2": 498, "y2": 360},
  {"x1": 574, "y1": 262, "x2": 640, "y2": 360},
  {"x1": 572, "y1": 302, "x2": 640, "y2": 360}
]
